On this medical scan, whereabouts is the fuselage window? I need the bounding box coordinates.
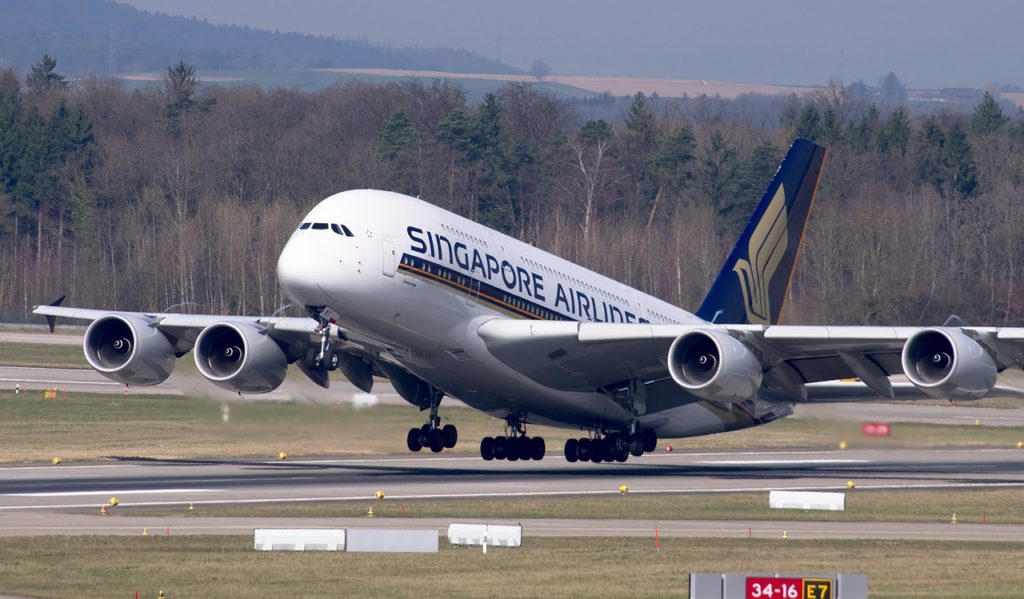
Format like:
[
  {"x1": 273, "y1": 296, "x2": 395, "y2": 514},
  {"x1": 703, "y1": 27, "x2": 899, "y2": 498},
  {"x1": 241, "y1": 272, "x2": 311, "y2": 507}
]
[
  {"x1": 311, "y1": 223, "x2": 328, "y2": 230},
  {"x1": 299, "y1": 222, "x2": 311, "y2": 230}
]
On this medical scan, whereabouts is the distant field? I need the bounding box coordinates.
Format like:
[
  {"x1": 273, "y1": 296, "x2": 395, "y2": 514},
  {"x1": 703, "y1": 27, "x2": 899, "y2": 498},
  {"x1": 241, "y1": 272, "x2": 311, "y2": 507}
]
[
  {"x1": 327, "y1": 67, "x2": 818, "y2": 99},
  {"x1": 0, "y1": 535, "x2": 1022, "y2": 598}
]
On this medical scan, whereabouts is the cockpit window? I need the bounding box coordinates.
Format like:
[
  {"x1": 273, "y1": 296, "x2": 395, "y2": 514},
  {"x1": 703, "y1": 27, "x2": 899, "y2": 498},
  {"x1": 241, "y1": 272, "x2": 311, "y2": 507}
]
[
  {"x1": 341, "y1": 224, "x2": 354, "y2": 237},
  {"x1": 311, "y1": 223, "x2": 329, "y2": 230},
  {"x1": 330, "y1": 223, "x2": 342, "y2": 235},
  {"x1": 299, "y1": 222, "x2": 311, "y2": 230}
]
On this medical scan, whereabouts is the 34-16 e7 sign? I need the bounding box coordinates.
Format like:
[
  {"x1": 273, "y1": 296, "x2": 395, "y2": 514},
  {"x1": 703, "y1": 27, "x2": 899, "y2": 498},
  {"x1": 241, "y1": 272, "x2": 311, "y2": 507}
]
[{"x1": 746, "y1": 577, "x2": 833, "y2": 599}]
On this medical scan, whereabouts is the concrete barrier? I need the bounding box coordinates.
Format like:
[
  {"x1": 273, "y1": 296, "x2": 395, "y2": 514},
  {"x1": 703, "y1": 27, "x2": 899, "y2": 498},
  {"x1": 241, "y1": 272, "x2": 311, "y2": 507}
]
[
  {"x1": 769, "y1": 490, "x2": 845, "y2": 511},
  {"x1": 253, "y1": 528, "x2": 345, "y2": 551},
  {"x1": 346, "y1": 528, "x2": 438, "y2": 553},
  {"x1": 447, "y1": 523, "x2": 522, "y2": 547}
]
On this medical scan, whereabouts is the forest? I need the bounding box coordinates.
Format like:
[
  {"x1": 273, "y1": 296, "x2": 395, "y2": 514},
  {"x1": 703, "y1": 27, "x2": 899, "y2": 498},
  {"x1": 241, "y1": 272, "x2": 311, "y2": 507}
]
[{"x1": 1, "y1": 57, "x2": 1023, "y2": 326}]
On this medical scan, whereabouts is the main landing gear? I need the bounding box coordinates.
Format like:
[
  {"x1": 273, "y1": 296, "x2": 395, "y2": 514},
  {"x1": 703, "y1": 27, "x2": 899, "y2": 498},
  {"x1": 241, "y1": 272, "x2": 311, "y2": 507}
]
[
  {"x1": 480, "y1": 417, "x2": 546, "y2": 461},
  {"x1": 564, "y1": 428, "x2": 656, "y2": 464},
  {"x1": 406, "y1": 388, "x2": 458, "y2": 453}
]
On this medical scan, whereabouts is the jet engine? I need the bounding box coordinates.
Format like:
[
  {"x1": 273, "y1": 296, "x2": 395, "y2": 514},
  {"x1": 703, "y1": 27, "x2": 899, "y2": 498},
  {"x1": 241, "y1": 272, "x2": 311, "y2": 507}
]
[
  {"x1": 901, "y1": 328, "x2": 996, "y2": 400},
  {"x1": 194, "y1": 322, "x2": 287, "y2": 393},
  {"x1": 667, "y1": 330, "x2": 763, "y2": 402},
  {"x1": 83, "y1": 314, "x2": 175, "y2": 385}
]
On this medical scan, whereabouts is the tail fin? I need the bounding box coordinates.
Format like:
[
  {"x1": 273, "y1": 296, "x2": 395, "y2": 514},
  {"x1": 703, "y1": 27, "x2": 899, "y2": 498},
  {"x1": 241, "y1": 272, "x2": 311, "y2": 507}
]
[{"x1": 696, "y1": 139, "x2": 826, "y2": 325}]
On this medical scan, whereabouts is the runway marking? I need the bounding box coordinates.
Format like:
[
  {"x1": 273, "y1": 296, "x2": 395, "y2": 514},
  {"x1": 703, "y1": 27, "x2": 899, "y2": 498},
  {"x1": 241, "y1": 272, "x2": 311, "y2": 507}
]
[
  {"x1": 4, "y1": 481, "x2": 1024, "y2": 510},
  {"x1": 695, "y1": 459, "x2": 869, "y2": 465},
  {"x1": 8, "y1": 489, "x2": 221, "y2": 497},
  {"x1": 0, "y1": 464, "x2": 138, "y2": 472}
]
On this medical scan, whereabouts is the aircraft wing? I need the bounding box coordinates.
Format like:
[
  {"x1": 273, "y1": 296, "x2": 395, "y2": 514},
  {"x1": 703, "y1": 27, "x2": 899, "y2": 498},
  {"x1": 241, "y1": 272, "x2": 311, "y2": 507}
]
[
  {"x1": 31, "y1": 305, "x2": 382, "y2": 390},
  {"x1": 477, "y1": 319, "x2": 1024, "y2": 400}
]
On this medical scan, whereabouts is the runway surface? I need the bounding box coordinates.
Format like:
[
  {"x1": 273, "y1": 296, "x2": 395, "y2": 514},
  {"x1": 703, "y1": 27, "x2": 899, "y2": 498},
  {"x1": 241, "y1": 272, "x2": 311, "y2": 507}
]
[{"x1": 2, "y1": 447, "x2": 1023, "y2": 541}]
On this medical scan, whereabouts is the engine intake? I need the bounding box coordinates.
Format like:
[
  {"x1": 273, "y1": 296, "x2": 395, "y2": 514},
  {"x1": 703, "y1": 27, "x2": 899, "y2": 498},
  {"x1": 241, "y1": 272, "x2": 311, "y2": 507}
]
[
  {"x1": 83, "y1": 314, "x2": 175, "y2": 385},
  {"x1": 901, "y1": 328, "x2": 996, "y2": 400},
  {"x1": 194, "y1": 322, "x2": 287, "y2": 393},
  {"x1": 667, "y1": 330, "x2": 762, "y2": 402}
]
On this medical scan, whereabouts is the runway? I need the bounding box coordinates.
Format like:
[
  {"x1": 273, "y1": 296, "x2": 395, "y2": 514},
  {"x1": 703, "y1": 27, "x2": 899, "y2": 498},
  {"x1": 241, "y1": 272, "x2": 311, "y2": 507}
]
[{"x1": 2, "y1": 447, "x2": 1023, "y2": 540}]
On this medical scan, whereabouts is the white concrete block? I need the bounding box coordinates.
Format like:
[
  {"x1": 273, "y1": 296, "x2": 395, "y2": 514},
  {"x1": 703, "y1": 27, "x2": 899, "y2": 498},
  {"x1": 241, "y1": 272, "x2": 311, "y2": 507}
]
[
  {"x1": 769, "y1": 491, "x2": 845, "y2": 511},
  {"x1": 253, "y1": 528, "x2": 345, "y2": 551},
  {"x1": 447, "y1": 523, "x2": 522, "y2": 547}
]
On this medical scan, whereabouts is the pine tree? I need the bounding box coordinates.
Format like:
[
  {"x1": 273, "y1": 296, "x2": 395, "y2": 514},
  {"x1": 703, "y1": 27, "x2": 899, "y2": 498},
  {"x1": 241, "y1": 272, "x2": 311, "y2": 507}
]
[
  {"x1": 25, "y1": 55, "x2": 66, "y2": 98},
  {"x1": 971, "y1": 91, "x2": 1007, "y2": 135},
  {"x1": 878, "y1": 107, "x2": 912, "y2": 156},
  {"x1": 794, "y1": 103, "x2": 822, "y2": 141}
]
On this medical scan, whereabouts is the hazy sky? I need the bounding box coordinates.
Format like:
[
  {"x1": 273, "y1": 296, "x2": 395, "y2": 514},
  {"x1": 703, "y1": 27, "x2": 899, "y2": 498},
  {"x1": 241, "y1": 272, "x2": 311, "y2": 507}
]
[{"x1": 122, "y1": 0, "x2": 1022, "y2": 88}]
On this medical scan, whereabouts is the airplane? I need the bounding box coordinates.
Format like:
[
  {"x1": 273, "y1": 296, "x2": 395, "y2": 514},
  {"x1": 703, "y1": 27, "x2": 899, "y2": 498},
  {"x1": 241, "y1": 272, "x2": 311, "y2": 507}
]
[{"x1": 34, "y1": 139, "x2": 1024, "y2": 463}]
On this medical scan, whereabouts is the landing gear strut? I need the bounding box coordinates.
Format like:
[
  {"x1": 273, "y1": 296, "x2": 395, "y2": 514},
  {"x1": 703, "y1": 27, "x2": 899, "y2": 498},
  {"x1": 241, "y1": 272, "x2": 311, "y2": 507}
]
[
  {"x1": 406, "y1": 388, "x2": 458, "y2": 453},
  {"x1": 479, "y1": 415, "x2": 546, "y2": 461},
  {"x1": 305, "y1": 306, "x2": 339, "y2": 372},
  {"x1": 564, "y1": 427, "x2": 656, "y2": 464}
]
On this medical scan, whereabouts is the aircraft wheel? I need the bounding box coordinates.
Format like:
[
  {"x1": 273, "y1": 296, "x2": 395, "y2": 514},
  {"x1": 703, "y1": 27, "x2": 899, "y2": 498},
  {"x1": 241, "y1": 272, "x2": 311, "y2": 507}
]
[
  {"x1": 615, "y1": 450, "x2": 628, "y2": 463},
  {"x1": 428, "y1": 429, "x2": 445, "y2": 453},
  {"x1": 480, "y1": 437, "x2": 495, "y2": 461},
  {"x1": 442, "y1": 424, "x2": 458, "y2": 448},
  {"x1": 641, "y1": 428, "x2": 657, "y2": 453},
  {"x1": 629, "y1": 436, "x2": 644, "y2": 457},
  {"x1": 577, "y1": 438, "x2": 592, "y2": 462},
  {"x1": 406, "y1": 428, "x2": 422, "y2": 452},
  {"x1": 493, "y1": 436, "x2": 508, "y2": 460},
  {"x1": 531, "y1": 436, "x2": 546, "y2": 460},
  {"x1": 507, "y1": 439, "x2": 520, "y2": 462},
  {"x1": 564, "y1": 438, "x2": 579, "y2": 463},
  {"x1": 589, "y1": 439, "x2": 606, "y2": 463}
]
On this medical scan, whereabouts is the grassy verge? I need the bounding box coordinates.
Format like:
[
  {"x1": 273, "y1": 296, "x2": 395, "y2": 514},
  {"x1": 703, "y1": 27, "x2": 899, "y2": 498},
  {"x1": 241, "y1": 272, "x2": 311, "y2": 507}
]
[
  {"x1": 0, "y1": 535, "x2": 1021, "y2": 598},
  {"x1": 119, "y1": 488, "x2": 1024, "y2": 524},
  {"x1": 0, "y1": 342, "x2": 90, "y2": 368},
  {"x1": 2, "y1": 389, "x2": 1024, "y2": 462}
]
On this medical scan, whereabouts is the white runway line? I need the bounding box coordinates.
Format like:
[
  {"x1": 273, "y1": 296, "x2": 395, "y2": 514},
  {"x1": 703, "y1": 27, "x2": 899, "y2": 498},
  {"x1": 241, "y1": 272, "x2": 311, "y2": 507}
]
[
  {"x1": 696, "y1": 459, "x2": 870, "y2": 465},
  {"x1": 8, "y1": 488, "x2": 221, "y2": 497}
]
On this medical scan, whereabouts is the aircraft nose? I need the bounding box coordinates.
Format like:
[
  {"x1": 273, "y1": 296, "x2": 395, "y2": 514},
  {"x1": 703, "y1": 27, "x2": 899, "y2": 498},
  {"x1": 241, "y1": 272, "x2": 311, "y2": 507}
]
[{"x1": 277, "y1": 235, "x2": 333, "y2": 307}]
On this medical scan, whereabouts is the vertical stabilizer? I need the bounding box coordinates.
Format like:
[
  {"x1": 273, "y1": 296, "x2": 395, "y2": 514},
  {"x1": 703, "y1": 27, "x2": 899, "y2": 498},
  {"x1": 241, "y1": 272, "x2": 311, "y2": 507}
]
[{"x1": 696, "y1": 139, "x2": 826, "y2": 325}]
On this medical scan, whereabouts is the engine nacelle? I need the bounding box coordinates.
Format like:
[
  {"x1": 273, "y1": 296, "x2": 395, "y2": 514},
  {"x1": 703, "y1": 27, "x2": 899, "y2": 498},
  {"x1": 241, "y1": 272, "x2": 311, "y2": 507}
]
[
  {"x1": 901, "y1": 328, "x2": 997, "y2": 400},
  {"x1": 667, "y1": 330, "x2": 763, "y2": 402},
  {"x1": 83, "y1": 314, "x2": 175, "y2": 385},
  {"x1": 194, "y1": 322, "x2": 287, "y2": 393}
]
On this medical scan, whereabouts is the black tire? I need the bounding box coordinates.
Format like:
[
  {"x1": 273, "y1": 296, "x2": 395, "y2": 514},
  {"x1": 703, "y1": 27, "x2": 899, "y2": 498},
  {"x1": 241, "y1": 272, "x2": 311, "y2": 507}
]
[
  {"x1": 531, "y1": 436, "x2": 546, "y2": 460},
  {"x1": 493, "y1": 436, "x2": 508, "y2": 460},
  {"x1": 564, "y1": 438, "x2": 579, "y2": 463},
  {"x1": 428, "y1": 429, "x2": 445, "y2": 453},
  {"x1": 629, "y1": 436, "x2": 644, "y2": 457},
  {"x1": 442, "y1": 424, "x2": 458, "y2": 449},
  {"x1": 507, "y1": 441, "x2": 520, "y2": 461},
  {"x1": 480, "y1": 436, "x2": 495, "y2": 461},
  {"x1": 589, "y1": 439, "x2": 606, "y2": 463},
  {"x1": 641, "y1": 428, "x2": 657, "y2": 453},
  {"x1": 406, "y1": 427, "x2": 422, "y2": 452},
  {"x1": 615, "y1": 450, "x2": 628, "y2": 463},
  {"x1": 577, "y1": 438, "x2": 592, "y2": 462}
]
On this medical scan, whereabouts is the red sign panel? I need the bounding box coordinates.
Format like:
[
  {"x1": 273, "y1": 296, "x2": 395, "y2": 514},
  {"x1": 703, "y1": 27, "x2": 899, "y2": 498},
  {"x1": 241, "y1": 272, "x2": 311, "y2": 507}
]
[{"x1": 745, "y1": 577, "x2": 833, "y2": 599}]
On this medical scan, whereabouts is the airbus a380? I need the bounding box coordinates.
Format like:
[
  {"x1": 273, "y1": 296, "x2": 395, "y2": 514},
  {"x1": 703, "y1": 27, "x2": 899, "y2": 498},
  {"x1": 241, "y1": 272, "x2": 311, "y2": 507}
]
[{"x1": 35, "y1": 139, "x2": 1024, "y2": 463}]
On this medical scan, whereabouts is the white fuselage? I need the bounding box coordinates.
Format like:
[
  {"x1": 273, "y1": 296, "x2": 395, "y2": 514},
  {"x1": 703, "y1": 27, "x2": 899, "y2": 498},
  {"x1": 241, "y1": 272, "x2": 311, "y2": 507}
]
[{"x1": 277, "y1": 190, "x2": 788, "y2": 437}]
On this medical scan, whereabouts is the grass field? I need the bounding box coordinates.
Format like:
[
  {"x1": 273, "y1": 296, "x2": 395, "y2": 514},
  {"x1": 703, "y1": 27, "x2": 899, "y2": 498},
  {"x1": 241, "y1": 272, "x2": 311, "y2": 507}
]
[
  {"x1": 0, "y1": 535, "x2": 1021, "y2": 598},
  {"x1": 2, "y1": 388, "x2": 1023, "y2": 463},
  {"x1": 0, "y1": 342, "x2": 89, "y2": 368},
  {"x1": 121, "y1": 488, "x2": 1024, "y2": 524}
]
